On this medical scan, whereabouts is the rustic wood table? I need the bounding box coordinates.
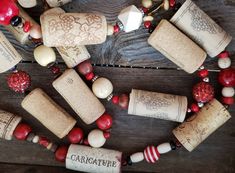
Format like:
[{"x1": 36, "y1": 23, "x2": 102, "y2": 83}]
[{"x1": 0, "y1": 0, "x2": 235, "y2": 172}]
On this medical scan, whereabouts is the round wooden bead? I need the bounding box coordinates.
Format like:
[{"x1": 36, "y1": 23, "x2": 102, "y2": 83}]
[
  {"x1": 157, "y1": 142, "x2": 171, "y2": 154},
  {"x1": 218, "y1": 57, "x2": 231, "y2": 69},
  {"x1": 13, "y1": 123, "x2": 32, "y2": 140},
  {"x1": 222, "y1": 87, "x2": 235, "y2": 97},
  {"x1": 55, "y1": 146, "x2": 68, "y2": 162},
  {"x1": 218, "y1": 68, "x2": 235, "y2": 87},
  {"x1": 143, "y1": 16, "x2": 154, "y2": 22},
  {"x1": 144, "y1": 146, "x2": 160, "y2": 163},
  {"x1": 222, "y1": 97, "x2": 234, "y2": 105},
  {"x1": 96, "y1": 113, "x2": 113, "y2": 130},
  {"x1": 142, "y1": 0, "x2": 153, "y2": 8},
  {"x1": 29, "y1": 24, "x2": 42, "y2": 39},
  {"x1": 77, "y1": 60, "x2": 93, "y2": 75},
  {"x1": 130, "y1": 152, "x2": 144, "y2": 163},
  {"x1": 88, "y1": 129, "x2": 106, "y2": 148},
  {"x1": 163, "y1": 0, "x2": 170, "y2": 10},
  {"x1": 34, "y1": 45, "x2": 56, "y2": 67},
  {"x1": 107, "y1": 25, "x2": 114, "y2": 36},
  {"x1": 92, "y1": 77, "x2": 113, "y2": 99},
  {"x1": 68, "y1": 127, "x2": 84, "y2": 144}
]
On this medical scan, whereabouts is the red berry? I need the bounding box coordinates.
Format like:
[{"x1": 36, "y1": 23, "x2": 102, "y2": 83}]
[
  {"x1": 85, "y1": 72, "x2": 94, "y2": 81},
  {"x1": 193, "y1": 82, "x2": 214, "y2": 103},
  {"x1": 144, "y1": 21, "x2": 151, "y2": 29},
  {"x1": 190, "y1": 103, "x2": 199, "y2": 112},
  {"x1": 7, "y1": 70, "x2": 31, "y2": 93},
  {"x1": 114, "y1": 25, "x2": 120, "y2": 33},
  {"x1": 77, "y1": 60, "x2": 93, "y2": 75},
  {"x1": 169, "y1": 0, "x2": 176, "y2": 7},
  {"x1": 55, "y1": 146, "x2": 68, "y2": 162},
  {"x1": 198, "y1": 69, "x2": 209, "y2": 78},
  {"x1": 218, "y1": 51, "x2": 229, "y2": 58},
  {"x1": 118, "y1": 94, "x2": 129, "y2": 109},
  {"x1": 39, "y1": 136, "x2": 50, "y2": 147},
  {"x1": 222, "y1": 97, "x2": 234, "y2": 105},
  {"x1": 23, "y1": 21, "x2": 31, "y2": 33},
  {"x1": 96, "y1": 114, "x2": 113, "y2": 130},
  {"x1": 218, "y1": 68, "x2": 235, "y2": 87},
  {"x1": 68, "y1": 127, "x2": 84, "y2": 144},
  {"x1": 103, "y1": 132, "x2": 111, "y2": 139},
  {"x1": 112, "y1": 95, "x2": 119, "y2": 104},
  {"x1": 0, "y1": 0, "x2": 19, "y2": 25},
  {"x1": 13, "y1": 123, "x2": 32, "y2": 140}
]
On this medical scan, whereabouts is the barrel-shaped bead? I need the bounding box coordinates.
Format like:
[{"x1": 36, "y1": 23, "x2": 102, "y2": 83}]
[
  {"x1": 34, "y1": 45, "x2": 56, "y2": 67},
  {"x1": 157, "y1": 142, "x2": 172, "y2": 154},
  {"x1": 130, "y1": 152, "x2": 144, "y2": 163}
]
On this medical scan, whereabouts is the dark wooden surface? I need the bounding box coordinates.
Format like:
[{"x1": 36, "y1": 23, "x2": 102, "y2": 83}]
[{"x1": 0, "y1": 0, "x2": 235, "y2": 173}]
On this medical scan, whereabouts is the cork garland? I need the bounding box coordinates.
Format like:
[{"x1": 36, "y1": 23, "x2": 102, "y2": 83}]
[{"x1": 0, "y1": 0, "x2": 234, "y2": 173}]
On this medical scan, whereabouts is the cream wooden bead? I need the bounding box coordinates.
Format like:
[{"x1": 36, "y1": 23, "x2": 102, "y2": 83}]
[
  {"x1": 18, "y1": 0, "x2": 37, "y2": 8},
  {"x1": 157, "y1": 142, "x2": 171, "y2": 154},
  {"x1": 92, "y1": 77, "x2": 113, "y2": 99},
  {"x1": 143, "y1": 16, "x2": 154, "y2": 22},
  {"x1": 88, "y1": 129, "x2": 106, "y2": 148},
  {"x1": 29, "y1": 24, "x2": 42, "y2": 39},
  {"x1": 130, "y1": 152, "x2": 144, "y2": 163},
  {"x1": 218, "y1": 57, "x2": 231, "y2": 69},
  {"x1": 142, "y1": 0, "x2": 153, "y2": 8},
  {"x1": 32, "y1": 135, "x2": 39, "y2": 143},
  {"x1": 34, "y1": 45, "x2": 56, "y2": 67},
  {"x1": 163, "y1": 0, "x2": 170, "y2": 10},
  {"x1": 222, "y1": 87, "x2": 235, "y2": 97},
  {"x1": 107, "y1": 25, "x2": 114, "y2": 36}
]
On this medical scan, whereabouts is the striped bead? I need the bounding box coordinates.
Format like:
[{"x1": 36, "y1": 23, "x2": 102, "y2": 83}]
[{"x1": 144, "y1": 146, "x2": 160, "y2": 163}]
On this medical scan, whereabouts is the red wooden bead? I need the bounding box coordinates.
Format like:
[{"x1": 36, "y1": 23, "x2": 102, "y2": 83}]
[
  {"x1": 218, "y1": 68, "x2": 235, "y2": 87},
  {"x1": 112, "y1": 95, "x2": 119, "y2": 104},
  {"x1": 222, "y1": 97, "x2": 234, "y2": 105},
  {"x1": 142, "y1": 7, "x2": 148, "y2": 14},
  {"x1": 23, "y1": 21, "x2": 31, "y2": 33},
  {"x1": 144, "y1": 21, "x2": 151, "y2": 29},
  {"x1": 190, "y1": 103, "x2": 199, "y2": 112},
  {"x1": 103, "y1": 132, "x2": 111, "y2": 139},
  {"x1": 193, "y1": 82, "x2": 214, "y2": 103},
  {"x1": 39, "y1": 136, "x2": 50, "y2": 147},
  {"x1": 77, "y1": 60, "x2": 93, "y2": 75},
  {"x1": 68, "y1": 127, "x2": 84, "y2": 144},
  {"x1": 85, "y1": 72, "x2": 94, "y2": 81},
  {"x1": 0, "y1": 0, "x2": 19, "y2": 25},
  {"x1": 55, "y1": 146, "x2": 68, "y2": 162},
  {"x1": 218, "y1": 51, "x2": 229, "y2": 58},
  {"x1": 144, "y1": 146, "x2": 160, "y2": 163},
  {"x1": 198, "y1": 69, "x2": 209, "y2": 78},
  {"x1": 118, "y1": 94, "x2": 129, "y2": 109},
  {"x1": 114, "y1": 25, "x2": 120, "y2": 33},
  {"x1": 96, "y1": 113, "x2": 113, "y2": 130},
  {"x1": 169, "y1": 0, "x2": 176, "y2": 7},
  {"x1": 13, "y1": 123, "x2": 32, "y2": 140}
]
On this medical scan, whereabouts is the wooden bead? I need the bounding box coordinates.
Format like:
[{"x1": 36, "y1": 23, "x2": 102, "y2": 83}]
[
  {"x1": 218, "y1": 51, "x2": 229, "y2": 58},
  {"x1": 144, "y1": 146, "x2": 160, "y2": 163},
  {"x1": 218, "y1": 57, "x2": 231, "y2": 69},
  {"x1": 55, "y1": 146, "x2": 68, "y2": 162},
  {"x1": 118, "y1": 94, "x2": 129, "y2": 109},
  {"x1": 68, "y1": 127, "x2": 84, "y2": 144},
  {"x1": 23, "y1": 21, "x2": 31, "y2": 33},
  {"x1": 18, "y1": 0, "x2": 37, "y2": 8},
  {"x1": 92, "y1": 77, "x2": 113, "y2": 99},
  {"x1": 96, "y1": 113, "x2": 113, "y2": 130},
  {"x1": 143, "y1": 16, "x2": 154, "y2": 22},
  {"x1": 222, "y1": 87, "x2": 235, "y2": 97},
  {"x1": 29, "y1": 24, "x2": 42, "y2": 39},
  {"x1": 77, "y1": 60, "x2": 93, "y2": 75},
  {"x1": 32, "y1": 135, "x2": 39, "y2": 143},
  {"x1": 34, "y1": 45, "x2": 56, "y2": 67},
  {"x1": 157, "y1": 143, "x2": 171, "y2": 154},
  {"x1": 39, "y1": 136, "x2": 50, "y2": 147},
  {"x1": 107, "y1": 25, "x2": 114, "y2": 36},
  {"x1": 163, "y1": 0, "x2": 170, "y2": 10},
  {"x1": 142, "y1": 0, "x2": 153, "y2": 8},
  {"x1": 88, "y1": 129, "x2": 106, "y2": 148},
  {"x1": 130, "y1": 152, "x2": 144, "y2": 163},
  {"x1": 218, "y1": 68, "x2": 235, "y2": 87},
  {"x1": 222, "y1": 97, "x2": 234, "y2": 105},
  {"x1": 13, "y1": 123, "x2": 32, "y2": 140}
]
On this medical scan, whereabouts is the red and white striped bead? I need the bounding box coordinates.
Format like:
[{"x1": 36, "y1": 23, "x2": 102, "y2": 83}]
[{"x1": 144, "y1": 145, "x2": 160, "y2": 163}]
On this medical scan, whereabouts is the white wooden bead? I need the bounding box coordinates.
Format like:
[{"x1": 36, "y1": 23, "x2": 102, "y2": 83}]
[
  {"x1": 142, "y1": 0, "x2": 153, "y2": 8},
  {"x1": 18, "y1": 0, "x2": 37, "y2": 8},
  {"x1": 130, "y1": 152, "x2": 144, "y2": 163},
  {"x1": 32, "y1": 135, "x2": 39, "y2": 143},
  {"x1": 88, "y1": 129, "x2": 106, "y2": 148},
  {"x1": 107, "y1": 25, "x2": 114, "y2": 36},
  {"x1": 222, "y1": 87, "x2": 235, "y2": 97},
  {"x1": 143, "y1": 16, "x2": 154, "y2": 22},
  {"x1": 163, "y1": 0, "x2": 170, "y2": 10},
  {"x1": 34, "y1": 45, "x2": 56, "y2": 67},
  {"x1": 218, "y1": 57, "x2": 231, "y2": 69},
  {"x1": 118, "y1": 5, "x2": 143, "y2": 32},
  {"x1": 92, "y1": 77, "x2": 113, "y2": 99},
  {"x1": 29, "y1": 24, "x2": 42, "y2": 39},
  {"x1": 157, "y1": 142, "x2": 171, "y2": 154}
]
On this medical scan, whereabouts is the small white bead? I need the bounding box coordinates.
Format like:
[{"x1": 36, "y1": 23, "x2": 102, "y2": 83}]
[
  {"x1": 32, "y1": 135, "x2": 39, "y2": 143},
  {"x1": 18, "y1": 0, "x2": 37, "y2": 8},
  {"x1": 34, "y1": 45, "x2": 56, "y2": 67},
  {"x1": 143, "y1": 16, "x2": 154, "y2": 22},
  {"x1": 92, "y1": 77, "x2": 113, "y2": 99},
  {"x1": 107, "y1": 25, "x2": 114, "y2": 36},
  {"x1": 142, "y1": 0, "x2": 153, "y2": 8},
  {"x1": 222, "y1": 87, "x2": 235, "y2": 97},
  {"x1": 203, "y1": 77, "x2": 209, "y2": 83},
  {"x1": 157, "y1": 142, "x2": 171, "y2": 154},
  {"x1": 130, "y1": 152, "x2": 144, "y2": 163},
  {"x1": 218, "y1": 57, "x2": 231, "y2": 69},
  {"x1": 163, "y1": 0, "x2": 170, "y2": 10},
  {"x1": 88, "y1": 129, "x2": 106, "y2": 148}
]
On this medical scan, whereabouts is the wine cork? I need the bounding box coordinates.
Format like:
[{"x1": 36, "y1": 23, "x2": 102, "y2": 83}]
[
  {"x1": 21, "y1": 88, "x2": 76, "y2": 138},
  {"x1": 40, "y1": 13, "x2": 107, "y2": 47},
  {"x1": 66, "y1": 144, "x2": 122, "y2": 173},
  {"x1": 128, "y1": 89, "x2": 187, "y2": 122},
  {"x1": 45, "y1": 0, "x2": 72, "y2": 7},
  {"x1": 52, "y1": 69, "x2": 105, "y2": 124},
  {"x1": 148, "y1": 19, "x2": 207, "y2": 74},
  {"x1": 173, "y1": 99, "x2": 231, "y2": 152},
  {"x1": 0, "y1": 31, "x2": 22, "y2": 73},
  {"x1": 5, "y1": 6, "x2": 39, "y2": 45},
  {"x1": 170, "y1": 0, "x2": 232, "y2": 57},
  {"x1": 0, "y1": 109, "x2": 22, "y2": 140}
]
